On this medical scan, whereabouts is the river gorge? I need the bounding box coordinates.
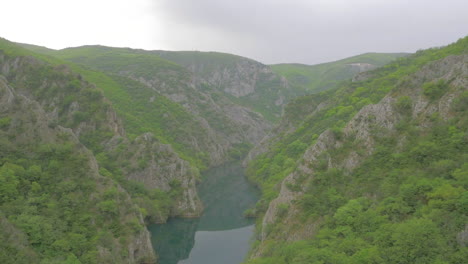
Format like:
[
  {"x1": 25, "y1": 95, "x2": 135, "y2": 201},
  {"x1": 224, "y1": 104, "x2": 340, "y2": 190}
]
[{"x1": 149, "y1": 162, "x2": 260, "y2": 264}]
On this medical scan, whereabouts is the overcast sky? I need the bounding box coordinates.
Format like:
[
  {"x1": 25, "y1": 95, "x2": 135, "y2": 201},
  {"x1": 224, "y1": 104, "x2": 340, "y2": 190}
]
[{"x1": 1, "y1": 0, "x2": 467, "y2": 64}]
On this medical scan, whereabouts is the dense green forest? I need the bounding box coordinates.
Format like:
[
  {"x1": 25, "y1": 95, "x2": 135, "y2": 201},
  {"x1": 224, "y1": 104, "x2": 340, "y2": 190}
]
[{"x1": 244, "y1": 37, "x2": 468, "y2": 263}]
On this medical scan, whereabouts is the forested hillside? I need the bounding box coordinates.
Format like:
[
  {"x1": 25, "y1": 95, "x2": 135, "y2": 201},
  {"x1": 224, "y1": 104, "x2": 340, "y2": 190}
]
[
  {"x1": 245, "y1": 37, "x2": 468, "y2": 263},
  {"x1": 0, "y1": 39, "x2": 158, "y2": 263},
  {"x1": 22, "y1": 45, "x2": 272, "y2": 168}
]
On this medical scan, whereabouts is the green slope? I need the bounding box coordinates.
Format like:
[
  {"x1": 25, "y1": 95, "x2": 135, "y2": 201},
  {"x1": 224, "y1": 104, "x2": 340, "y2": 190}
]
[
  {"x1": 0, "y1": 38, "x2": 158, "y2": 263},
  {"x1": 49, "y1": 45, "x2": 188, "y2": 78},
  {"x1": 272, "y1": 52, "x2": 409, "y2": 94},
  {"x1": 19, "y1": 44, "x2": 216, "y2": 168},
  {"x1": 245, "y1": 37, "x2": 468, "y2": 263},
  {"x1": 74, "y1": 68, "x2": 210, "y2": 168},
  {"x1": 25, "y1": 44, "x2": 274, "y2": 166}
]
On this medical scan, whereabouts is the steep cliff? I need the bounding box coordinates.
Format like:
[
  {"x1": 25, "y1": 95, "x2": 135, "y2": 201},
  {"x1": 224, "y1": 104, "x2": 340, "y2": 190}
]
[
  {"x1": 245, "y1": 37, "x2": 468, "y2": 263},
  {"x1": 1, "y1": 42, "x2": 203, "y2": 220},
  {"x1": 243, "y1": 53, "x2": 406, "y2": 166},
  {"x1": 25, "y1": 46, "x2": 272, "y2": 167},
  {"x1": 118, "y1": 133, "x2": 202, "y2": 218},
  {"x1": 155, "y1": 51, "x2": 293, "y2": 122}
]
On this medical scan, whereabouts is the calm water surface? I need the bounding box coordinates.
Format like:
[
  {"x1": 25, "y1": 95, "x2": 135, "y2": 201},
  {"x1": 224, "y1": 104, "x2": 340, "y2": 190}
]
[{"x1": 149, "y1": 162, "x2": 260, "y2": 264}]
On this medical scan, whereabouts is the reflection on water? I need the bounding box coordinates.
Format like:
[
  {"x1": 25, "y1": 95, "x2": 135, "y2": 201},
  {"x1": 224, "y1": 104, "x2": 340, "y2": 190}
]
[
  {"x1": 197, "y1": 162, "x2": 259, "y2": 231},
  {"x1": 149, "y1": 162, "x2": 260, "y2": 264},
  {"x1": 149, "y1": 218, "x2": 199, "y2": 264},
  {"x1": 179, "y1": 225, "x2": 255, "y2": 264}
]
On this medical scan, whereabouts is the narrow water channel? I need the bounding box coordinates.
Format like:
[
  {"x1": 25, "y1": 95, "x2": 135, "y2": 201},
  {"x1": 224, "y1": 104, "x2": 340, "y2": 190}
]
[{"x1": 148, "y1": 162, "x2": 260, "y2": 264}]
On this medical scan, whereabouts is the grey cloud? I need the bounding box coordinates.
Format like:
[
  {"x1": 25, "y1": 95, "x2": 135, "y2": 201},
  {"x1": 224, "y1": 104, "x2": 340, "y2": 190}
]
[{"x1": 154, "y1": 0, "x2": 468, "y2": 64}]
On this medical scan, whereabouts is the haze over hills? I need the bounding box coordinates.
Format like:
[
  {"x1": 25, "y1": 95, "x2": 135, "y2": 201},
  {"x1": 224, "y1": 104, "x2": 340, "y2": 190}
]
[
  {"x1": 271, "y1": 52, "x2": 409, "y2": 94},
  {"x1": 1, "y1": 34, "x2": 467, "y2": 264}
]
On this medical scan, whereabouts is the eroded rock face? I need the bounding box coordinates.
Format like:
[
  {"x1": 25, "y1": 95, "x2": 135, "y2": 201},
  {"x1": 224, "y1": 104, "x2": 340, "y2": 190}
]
[
  {"x1": 242, "y1": 134, "x2": 273, "y2": 167},
  {"x1": 122, "y1": 70, "x2": 272, "y2": 167},
  {"x1": 156, "y1": 50, "x2": 284, "y2": 98},
  {"x1": 155, "y1": 49, "x2": 295, "y2": 120},
  {"x1": 194, "y1": 59, "x2": 273, "y2": 98},
  {"x1": 344, "y1": 96, "x2": 398, "y2": 153},
  {"x1": 254, "y1": 130, "x2": 338, "y2": 253},
  {"x1": 122, "y1": 133, "x2": 203, "y2": 218}
]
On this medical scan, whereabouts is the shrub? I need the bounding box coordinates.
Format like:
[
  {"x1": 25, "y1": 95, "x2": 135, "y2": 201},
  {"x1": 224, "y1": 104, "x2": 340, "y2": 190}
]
[
  {"x1": 423, "y1": 80, "x2": 448, "y2": 100},
  {"x1": 97, "y1": 200, "x2": 118, "y2": 216},
  {"x1": 0, "y1": 117, "x2": 11, "y2": 129},
  {"x1": 395, "y1": 96, "x2": 412, "y2": 114}
]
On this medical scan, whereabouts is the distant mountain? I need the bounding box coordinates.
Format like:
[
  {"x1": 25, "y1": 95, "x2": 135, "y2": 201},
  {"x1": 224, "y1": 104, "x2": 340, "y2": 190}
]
[{"x1": 272, "y1": 52, "x2": 409, "y2": 94}]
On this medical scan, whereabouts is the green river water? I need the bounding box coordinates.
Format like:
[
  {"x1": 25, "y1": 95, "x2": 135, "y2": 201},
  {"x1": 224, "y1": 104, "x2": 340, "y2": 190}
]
[{"x1": 148, "y1": 162, "x2": 260, "y2": 264}]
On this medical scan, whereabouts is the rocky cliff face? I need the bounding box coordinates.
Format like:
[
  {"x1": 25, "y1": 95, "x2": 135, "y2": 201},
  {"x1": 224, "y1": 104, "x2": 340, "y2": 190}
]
[
  {"x1": 185, "y1": 57, "x2": 267, "y2": 98},
  {"x1": 156, "y1": 50, "x2": 292, "y2": 122},
  {"x1": 120, "y1": 133, "x2": 202, "y2": 217},
  {"x1": 43, "y1": 46, "x2": 273, "y2": 167},
  {"x1": 126, "y1": 69, "x2": 271, "y2": 166},
  {"x1": 248, "y1": 53, "x2": 468, "y2": 258},
  {"x1": 157, "y1": 50, "x2": 286, "y2": 97}
]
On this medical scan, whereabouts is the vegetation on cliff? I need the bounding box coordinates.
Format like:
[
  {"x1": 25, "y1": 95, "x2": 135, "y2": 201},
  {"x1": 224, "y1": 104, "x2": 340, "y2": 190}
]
[
  {"x1": 245, "y1": 36, "x2": 468, "y2": 264},
  {"x1": 0, "y1": 38, "x2": 176, "y2": 264},
  {"x1": 25, "y1": 45, "x2": 272, "y2": 167}
]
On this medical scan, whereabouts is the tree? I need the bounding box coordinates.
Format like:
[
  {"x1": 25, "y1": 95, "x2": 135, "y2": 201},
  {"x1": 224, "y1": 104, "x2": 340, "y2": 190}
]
[
  {"x1": 388, "y1": 218, "x2": 446, "y2": 264},
  {"x1": 0, "y1": 166, "x2": 19, "y2": 203}
]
